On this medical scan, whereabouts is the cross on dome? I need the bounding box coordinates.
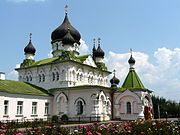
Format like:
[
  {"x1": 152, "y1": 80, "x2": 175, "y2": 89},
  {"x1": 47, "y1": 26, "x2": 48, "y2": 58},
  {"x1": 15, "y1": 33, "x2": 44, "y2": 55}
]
[
  {"x1": 29, "y1": 33, "x2": 32, "y2": 41},
  {"x1": 113, "y1": 69, "x2": 116, "y2": 76},
  {"x1": 65, "y1": 5, "x2": 68, "y2": 14}
]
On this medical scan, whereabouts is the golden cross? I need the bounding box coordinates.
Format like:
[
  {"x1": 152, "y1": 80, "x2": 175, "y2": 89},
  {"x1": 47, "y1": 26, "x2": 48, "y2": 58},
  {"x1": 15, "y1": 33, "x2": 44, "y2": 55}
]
[
  {"x1": 29, "y1": 33, "x2": 32, "y2": 41},
  {"x1": 113, "y1": 69, "x2": 116, "y2": 76},
  {"x1": 130, "y1": 48, "x2": 133, "y2": 55},
  {"x1": 98, "y1": 38, "x2": 101, "y2": 46},
  {"x1": 65, "y1": 5, "x2": 68, "y2": 14}
]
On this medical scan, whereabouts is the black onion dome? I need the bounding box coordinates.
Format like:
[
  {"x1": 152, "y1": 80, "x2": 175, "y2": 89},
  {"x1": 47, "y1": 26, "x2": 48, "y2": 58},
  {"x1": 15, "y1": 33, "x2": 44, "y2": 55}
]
[
  {"x1": 62, "y1": 29, "x2": 76, "y2": 44},
  {"x1": 110, "y1": 76, "x2": 120, "y2": 85},
  {"x1": 94, "y1": 46, "x2": 105, "y2": 57},
  {"x1": 93, "y1": 45, "x2": 96, "y2": 52},
  {"x1": 128, "y1": 55, "x2": 135, "y2": 64},
  {"x1": 24, "y1": 40, "x2": 36, "y2": 54},
  {"x1": 51, "y1": 13, "x2": 81, "y2": 44}
]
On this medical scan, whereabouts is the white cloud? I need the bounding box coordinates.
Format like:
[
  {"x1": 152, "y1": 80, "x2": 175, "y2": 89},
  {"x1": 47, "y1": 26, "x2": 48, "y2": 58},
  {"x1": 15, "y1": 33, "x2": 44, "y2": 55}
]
[
  {"x1": 79, "y1": 39, "x2": 89, "y2": 55},
  {"x1": 6, "y1": 64, "x2": 20, "y2": 81},
  {"x1": 7, "y1": 0, "x2": 46, "y2": 2},
  {"x1": 105, "y1": 48, "x2": 180, "y2": 102},
  {"x1": 48, "y1": 50, "x2": 53, "y2": 58}
]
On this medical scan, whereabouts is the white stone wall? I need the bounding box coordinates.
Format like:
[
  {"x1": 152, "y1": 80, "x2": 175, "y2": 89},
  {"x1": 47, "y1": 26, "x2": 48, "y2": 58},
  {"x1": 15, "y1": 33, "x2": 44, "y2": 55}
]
[
  {"x1": 113, "y1": 90, "x2": 153, "y2": 120},
  {"x1": 25, "y1": 54, "x2": 34, "y2": 60},
  {"x1": 52, "y1": 41, "x2": 80, "y2": 57},
  {"x1": 17, "y1": 61, "x2": 110, "y2": 89},
  {"x1": 0, "y1": 92, "x2": 53, "y2": 121},
  {"x1": 52, "y1": 88, "x2": 112, "y2": 121}
]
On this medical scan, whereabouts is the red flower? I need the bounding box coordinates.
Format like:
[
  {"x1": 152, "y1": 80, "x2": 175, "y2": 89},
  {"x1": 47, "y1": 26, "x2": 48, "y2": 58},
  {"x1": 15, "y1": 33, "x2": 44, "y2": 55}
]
[{"x1": 86, "y1": 131, "x2": 93, "y2": 135}]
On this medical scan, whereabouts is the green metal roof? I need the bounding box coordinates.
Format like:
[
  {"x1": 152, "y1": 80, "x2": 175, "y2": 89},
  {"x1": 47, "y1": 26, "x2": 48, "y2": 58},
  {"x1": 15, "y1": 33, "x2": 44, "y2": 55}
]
[
  {"x1": 31, "y1": 55, "x2": 89, "y2": 67},
  {"x1": 121, "y1": 70, "x2": 145, "y2": 90},
  {"x1": 32, "y1": 57, "x2": 58, "y2": 66},
  {"x1": 17, "y1": 52, "x2": 109, "y2": 72},
  {"x1": 0, "y1": 80, "x2": 51, "y2": 96}
]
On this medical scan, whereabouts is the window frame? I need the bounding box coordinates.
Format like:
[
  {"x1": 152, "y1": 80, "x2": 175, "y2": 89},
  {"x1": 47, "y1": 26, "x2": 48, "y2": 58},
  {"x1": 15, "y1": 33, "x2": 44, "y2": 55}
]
[
  {"x1": 45, "y1": 102, "x2": 49, "y2": 115},
  {"x1": 127, "y1": 102, "x2": 131, "y2": 114},
  {"x1": 17, "y1": 101, "x2": 23, "y2": 115},
  {"x1": 4, "y1": 100, "x2": 9, "y2": 115},
  {"x1": 32, "y1": 102, "x2": 37, "y2": 115}
]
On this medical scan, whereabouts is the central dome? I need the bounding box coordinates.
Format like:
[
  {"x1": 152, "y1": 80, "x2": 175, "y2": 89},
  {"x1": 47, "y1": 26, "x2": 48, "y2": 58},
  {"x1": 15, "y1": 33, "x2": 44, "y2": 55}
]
[{"x1": 51, "y1": 13, "x2": 81, "y2": 44}]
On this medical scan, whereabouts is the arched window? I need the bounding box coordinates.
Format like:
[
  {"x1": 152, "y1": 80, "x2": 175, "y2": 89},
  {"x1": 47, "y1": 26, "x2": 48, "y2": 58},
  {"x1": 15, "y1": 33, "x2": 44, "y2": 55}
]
[
  {"x1": 39, "y1": 75, "x2": 41, "y2": 82},
  {"x1": 80, "y1": 74, "x2": 83, "y2": 81},
  {"x1": 29, "y1": 75, "x2": 32, "y2": 81},
  {"x1": 52, "y1": 72, "x2": 55, "y2": 81},
  {"x1": 42, "y1": 74, "x2": 45, "y2": 82},
  {"x1": 77, "y1": 101, "x2": 83, "y2": 115},
  {"x1": 127, "y1": 102, "x2": 131, "y2": 114},
  {"x1": 91, "y1": 77, "x2": 93, "y2": 84},
  {"x1": 56, "y1": 92, "x2": 68, "y2": 115},
  {"x1": 56, "y1": 72, "x2": 59, "y2": 81},
  {"x1": 76, "y1": 73, "x2": 80, "y2": 81}
]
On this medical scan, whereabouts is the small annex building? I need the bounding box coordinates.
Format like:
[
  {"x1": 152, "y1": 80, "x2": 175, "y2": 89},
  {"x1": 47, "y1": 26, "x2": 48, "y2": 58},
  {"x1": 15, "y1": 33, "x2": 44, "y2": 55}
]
[{"x1": 0, "y1": 8, "x2": 153, "y2": 121}]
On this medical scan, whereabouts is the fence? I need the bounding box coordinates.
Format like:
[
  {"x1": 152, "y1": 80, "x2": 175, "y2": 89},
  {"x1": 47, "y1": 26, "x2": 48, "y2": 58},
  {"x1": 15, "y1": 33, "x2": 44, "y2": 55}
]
[{"x1": 0, "y1": 116, "x2": 101, "y2": 128}]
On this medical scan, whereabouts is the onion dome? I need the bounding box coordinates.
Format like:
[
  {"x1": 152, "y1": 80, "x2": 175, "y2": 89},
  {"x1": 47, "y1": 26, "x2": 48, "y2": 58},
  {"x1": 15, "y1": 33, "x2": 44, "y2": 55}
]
[
  {"x1": 110, "y1": 76, "x2": 120, "y2": 85},
  {"x1": 51, "y1": 13, "x2": 81, "y2": 44},
  {"x1": 62, "y1": 28, "x2": 76, "y2": 44},
  {"x1": 24, "y1": 33, "x2": 36, "y2": 55},
  {"x1": 110, "y1": 70, "x2": 120, "y2": 88},
  {"x1": 94, "y1": 38, "x2": 105, "y2": 58},
  {"x1": 128, "y1": 54, "x2": 135, "y2": 64}
]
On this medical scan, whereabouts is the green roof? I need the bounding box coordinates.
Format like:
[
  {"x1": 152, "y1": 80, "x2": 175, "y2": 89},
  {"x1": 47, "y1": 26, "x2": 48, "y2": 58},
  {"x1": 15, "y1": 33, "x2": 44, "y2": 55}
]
[
  {"x1": 77, "y1": 55, "x2": 90, "y2": 63},
  {"x1": 32, "y1": 57, "x2": 59, "y2": 66},
  {"x1": 121, "y1": 70, "x2": 145, "y2": 90},
  {"x1": 0, "y1": 80, "x2": 51, "y2": 96},
  {"x1": 17, "y1": 51, "x2": 110, "y2": 73}
]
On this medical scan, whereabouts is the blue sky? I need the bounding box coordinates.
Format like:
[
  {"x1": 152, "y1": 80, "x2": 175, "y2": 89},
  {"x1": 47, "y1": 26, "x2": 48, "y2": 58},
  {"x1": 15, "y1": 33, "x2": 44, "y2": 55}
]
[{"x1": 0, "y1": 0, "x2": 180, "y2": 101}]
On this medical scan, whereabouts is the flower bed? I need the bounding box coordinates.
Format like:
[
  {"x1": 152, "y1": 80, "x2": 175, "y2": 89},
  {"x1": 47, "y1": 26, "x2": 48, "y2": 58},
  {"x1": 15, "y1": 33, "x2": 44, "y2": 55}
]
[{"x1": 0, "y1": 120, "x2": 179, "y2": 135}]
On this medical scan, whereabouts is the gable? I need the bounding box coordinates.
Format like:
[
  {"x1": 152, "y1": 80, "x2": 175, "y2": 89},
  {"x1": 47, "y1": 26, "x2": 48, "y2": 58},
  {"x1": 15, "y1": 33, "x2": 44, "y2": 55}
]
[{"x1": 83, "y1": 55, "x2": 97, "y2": 67}]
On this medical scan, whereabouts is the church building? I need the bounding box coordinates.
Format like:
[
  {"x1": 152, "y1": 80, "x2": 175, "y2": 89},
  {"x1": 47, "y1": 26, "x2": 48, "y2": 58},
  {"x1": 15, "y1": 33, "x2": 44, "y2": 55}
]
[{"x1": 0, "y1": 7, "x2": 153, "y2": 121}]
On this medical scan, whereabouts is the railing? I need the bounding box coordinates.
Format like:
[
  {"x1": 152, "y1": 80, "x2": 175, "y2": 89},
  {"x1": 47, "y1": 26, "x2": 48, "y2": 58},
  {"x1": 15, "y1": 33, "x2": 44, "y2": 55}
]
[{"x1": 0, "y1": 116, "x2": 101, "y2": 129}]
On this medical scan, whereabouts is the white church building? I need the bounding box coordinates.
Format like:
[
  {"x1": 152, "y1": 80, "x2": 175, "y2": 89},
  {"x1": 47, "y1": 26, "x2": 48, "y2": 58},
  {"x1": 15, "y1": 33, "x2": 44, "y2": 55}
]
[{"x1": 0, "y1": 8, "x2": 153, "y2": 121}]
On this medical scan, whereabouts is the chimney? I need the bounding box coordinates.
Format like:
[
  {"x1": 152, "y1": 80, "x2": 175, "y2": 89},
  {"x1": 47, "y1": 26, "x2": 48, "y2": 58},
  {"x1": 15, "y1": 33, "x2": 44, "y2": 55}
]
[{"x1": 0, "y1": 72, "x2": 5, "y2": 80}]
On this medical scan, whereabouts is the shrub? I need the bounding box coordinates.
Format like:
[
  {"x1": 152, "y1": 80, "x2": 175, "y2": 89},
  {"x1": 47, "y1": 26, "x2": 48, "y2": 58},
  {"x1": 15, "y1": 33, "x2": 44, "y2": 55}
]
[
  {"x1": 51, "y1": 115, "x2": 59, "y2": 123},
  {"x1": 61, "y1": 114, "x2": 69, "y2": 124}
]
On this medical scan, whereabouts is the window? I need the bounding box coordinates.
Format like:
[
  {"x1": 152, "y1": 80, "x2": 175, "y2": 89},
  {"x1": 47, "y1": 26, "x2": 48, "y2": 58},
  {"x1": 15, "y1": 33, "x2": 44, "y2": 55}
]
[
  {"x1": 127, "y1": 102, "x2": 131, "y2": 114},
  {"x1": 17, "y1": 101, "x2": 23, "y2": 115},
  {"x1": 45, "y1": 102, "x2": 49, "y2": 115},
  {"x1": 39, "y1": 74, "x2": 41, "y2": 82},
  {"x1": 77, "y1": 101, "x2": 83, "y2": 115},
  {"x1": 42, "y1": 74, "x2": 45, "y2": 82},
  {"x1": 29, "y1": 75, "x2": 32, "y2": 81},
  {"x1": 32, "y1": 102, "x2": 37, "y2": 115},
  {"x1": 52, "y1": 72, "x2": 55, "y2": 81},
  {"x1": 4, "y1": 100, "x2": 9, "y2": 115},
  {"x1": 56, "y1": 72, "x2": 59, "y2": 81}
]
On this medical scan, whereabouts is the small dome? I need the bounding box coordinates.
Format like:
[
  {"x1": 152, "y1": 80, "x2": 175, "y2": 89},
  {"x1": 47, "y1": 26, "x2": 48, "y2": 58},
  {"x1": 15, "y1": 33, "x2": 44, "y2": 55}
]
[
  {"x1": 110, "y1": 76, "x2": 120, "y2": 85},
  {"x1": 51, "y1": 13, "x2": 81, "y2": 44},
  {"x1": 128, "y1": 55, "x2": 135, "y2": 64},
  {"x1": 24, "y1": 40, "x2": 36, "y2": 55},
  {"x1": 62, "y1": 29, "x2": 76, "y2": 45},
  {"x1": 94, "y1": 46, "x2": 105, "y2": 58}
]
